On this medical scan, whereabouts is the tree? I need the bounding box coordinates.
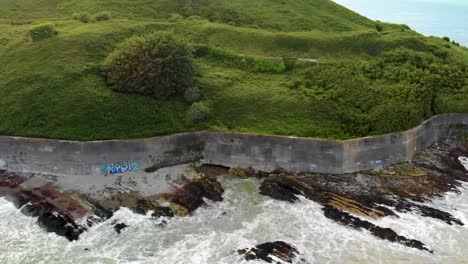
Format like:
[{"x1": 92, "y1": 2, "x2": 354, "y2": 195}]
[{"x1": 103, "y1": 32, "x2": 196, "y2": 99}]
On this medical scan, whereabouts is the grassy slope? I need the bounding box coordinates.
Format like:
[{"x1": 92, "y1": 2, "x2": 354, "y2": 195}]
[
  {"x1": 0, "y1": 0, "x2": 466, "y2": 140},
  {"x1": 0, "y1": 0, "x2": 375, "y2": 32}
]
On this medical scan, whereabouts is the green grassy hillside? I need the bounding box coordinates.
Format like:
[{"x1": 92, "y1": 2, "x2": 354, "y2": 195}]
[
  {"x1": 0, "y1": 0, "x2": 375, "y2": 31},
  {"x1": 0, "y1": 0, "x2": 466, "y2": 140}
]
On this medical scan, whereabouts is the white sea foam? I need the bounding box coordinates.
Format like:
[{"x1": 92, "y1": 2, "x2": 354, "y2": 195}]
[
  {"x1": 458, "y1": 156, "x2": 468, "y2": 171},
  {"x1": 0, "y1": 177, "x2": 467, "y2": 264}
]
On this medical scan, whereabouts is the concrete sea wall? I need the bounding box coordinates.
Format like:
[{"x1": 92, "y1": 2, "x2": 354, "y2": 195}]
[{"x1": 0, "y1": 114, "x2": 467, "y2": 178}]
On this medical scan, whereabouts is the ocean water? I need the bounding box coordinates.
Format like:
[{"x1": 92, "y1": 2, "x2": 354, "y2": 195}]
[
  {"x1": 0, "y1": 176, "x2": 467, "y2": 264},
  {"x1": 333, "y1": 0, "x2": 468, "y2": 46}
]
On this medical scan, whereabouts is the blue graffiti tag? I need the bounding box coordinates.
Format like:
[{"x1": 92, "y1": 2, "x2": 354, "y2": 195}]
[{"x1": 104, "y1": 161, "x2": 140, "y2": 175}]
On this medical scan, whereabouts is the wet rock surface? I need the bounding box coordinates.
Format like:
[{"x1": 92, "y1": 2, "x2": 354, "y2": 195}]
[
  {"x1": 238, "y1": 241, "x2": 307, "y2": 263},
  {"x1": 0, "y1": 172, "x2": 105, "y2": 241},
  {"x1": 322, "y1": 206, "x2": 433, "y2": 253},
  {"x1": 113, "y1": 222, "x2": 129, "y2": 234},
  {"x1": 0, "y1": 168, "x2": 224, "y2": 241},
  {"x1": 257, "y1": 137, "x2": 468, "y2": 253}
]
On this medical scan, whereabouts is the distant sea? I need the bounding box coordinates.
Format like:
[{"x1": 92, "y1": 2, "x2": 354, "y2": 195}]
[{"x1": 332, "y1": 0, "x2": 468, "y2": 47}]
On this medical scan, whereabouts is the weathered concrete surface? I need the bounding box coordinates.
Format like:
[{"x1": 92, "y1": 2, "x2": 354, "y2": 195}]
[
  {"x1": 0, "y1": 114, "x2": 466, "y2": 191},
  {"x1": 341, "y1": 114, "x2": 468, "y2": 172}
]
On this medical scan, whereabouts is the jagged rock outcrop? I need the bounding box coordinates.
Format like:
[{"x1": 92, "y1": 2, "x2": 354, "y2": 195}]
[
  {"x1": 0, "y1": 171, "x2": 111, "y2": 241},
  {"x1": 238, "y1": 241, "x2": 307, "y2": 263},
  {"x1": 322, "y1": 206, "x2": 432, "y2": 253}
]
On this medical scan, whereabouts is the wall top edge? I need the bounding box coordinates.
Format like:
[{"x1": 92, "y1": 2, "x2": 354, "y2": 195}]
[{"x1": 0, "y1": 114, "x2": 466, "y2": 145}]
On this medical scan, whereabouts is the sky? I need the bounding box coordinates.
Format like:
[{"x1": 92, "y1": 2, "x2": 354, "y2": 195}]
[{"x1": 332, "y1": 0, "x2": 468, "y2": 46}]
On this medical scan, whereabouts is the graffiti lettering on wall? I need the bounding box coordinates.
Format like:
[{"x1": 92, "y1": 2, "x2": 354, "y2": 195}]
[{"x1": 104, "y1": 162, "x2": 140, "y2": 175}]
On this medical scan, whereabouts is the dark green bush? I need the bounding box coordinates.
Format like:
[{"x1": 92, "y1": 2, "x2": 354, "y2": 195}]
[
  {"x1": 443, "y1": 36, "x2": 450, "y2": 42},
  {"x1": 283, "y1": 57, "x2": 297, "y2": 71},
  {"x1": 103, "y1": 32, "x2": 196, "y2": 99},
  {"x1": 223, "y1": 9, "x2": 241, "y2": 26},
  {"x1": 30, "y1": 23, "x2": 58, "y2": 42},
  {"x1": 188, "y1": 16, "x2": 203, "y2": 21},
  {"x1": 402, "y1": 24, "x2": 411, "y2": 30},
  {"x1": 169, "y1": 14, "x2": 184, "y2": 22},
  {"x1": 254, "y1": 58, "x2": 286, "y2": 73},
  {"x1": 375, "y1": 23, "x2": 383, "y2": 32},
  {"x1": 184, "y1": 87, "x2": 201, "y2": 104},
  {"x1": 187, "y1": 102, "x2": 210, "y2": 123},
  {"x1": 73, "y1": 12, "x2": 92, "y2": 23},
  {"x1": 94, "y1": 11, "x2": 112, "y2": 21}
]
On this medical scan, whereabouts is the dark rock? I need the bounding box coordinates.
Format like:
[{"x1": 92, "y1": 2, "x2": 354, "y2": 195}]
[
  {"x1": 0, "y1": 179, "x2": 113, "y2": 241},
  {"x1": 167, "y1": 177, "x2": 224, "y2": 214},
  {"x1": 238, "y1": 241, "x2": 305, "y2": 263},
  {"x1": 197, "y1": 164, "x2": 230, "y2": 178},
  {"x1": 322, "y1": 206, "x2": 433, "y2": 253},
  {"x1": 134, "y1": 198, "x2": 158, "y2": 215},
  {"x1": 38, "y1": 211, "x2": 85, "y2": 241},
  {"x1": 151, "y1": 207, "x2": 174, "y2": 218},
  {"x1": 0, "y1": 171, "x2": 27, "y2": 188},
  {"x1": 228, "y1": 167, "x2": 256, "y2": 179},
  {"x1": 114, "y1": 223, "x2": 129, "y2": 234},
  {"x1": 259, "y1": 176, "x2": 309, "y2": 203},
  {"x1": 390, "y1": 199, "x2": 464, "y2": 226},
  {"x1": 198, "y1": 177, "x2": 224, "y2": 202}
]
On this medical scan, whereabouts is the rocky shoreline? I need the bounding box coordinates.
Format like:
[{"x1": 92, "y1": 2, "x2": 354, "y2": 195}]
[
  {"x1": 0, "y1": 167, "x2": 225, "y2": 241},
  {"x1": 251, "y1": 137, "x2": 467, "y2": 255},
  {"x1": 0, "y1": 130, "x2": 467, "y2": 262}
]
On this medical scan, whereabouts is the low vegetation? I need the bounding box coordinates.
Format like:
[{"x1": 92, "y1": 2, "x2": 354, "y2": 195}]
[
  {"x1": 94, "y1": 11, "x2": 112, "y2": 21},
  {"x1": 29, "y1": 23, "x2": 57, "y2": 41},
  {"x1": 72, "y1": 12, "x2": 92, "y2": 23}
]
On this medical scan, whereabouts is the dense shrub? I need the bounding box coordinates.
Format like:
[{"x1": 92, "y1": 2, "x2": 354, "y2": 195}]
[
  {"x1": 223, "y1": 9, "x2": 241, "y2": 26},
  {"x1": 103, "y1": 32, "x2": 196, "y2": 99},
  {"x1": 283, "y1": 57, "x2": 297, "y2": 71},
  {"x1": 290, "y1": 48, "x2": 468, "y2": 136},
  {"x1": 187, "y1": 102, "x2": 210, "y2": 123},
  {"x1": 443, "y1": 36, "x2": 450, "y2": 42},
  {"x1": 184, "y1": 87, "x2": 201, "y2": 103},
  {"x1": 73, "y1": 12, "x2": 92, "y2": 23},
  {"x1": 375, "y1": 23, "x2": 383, "y2": 32},
  {"x1": 188, "y1": 16, "x2": 203, "y2": 21},
  {"x1": 254, "y1": 58, "x2": 286, "y2": 73},
  {"x1": 94, "y1": 11, "x2": 112, "y2": 21},
  {"x1": 30, "y1": 23, "x2": 58, "y2": 42},
  {"x1": 402, "y1": 24, "x2": 411, "y2": 30},
  {"x1": 169, "y1": 14, "x2": 184, "y2": 22}
]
